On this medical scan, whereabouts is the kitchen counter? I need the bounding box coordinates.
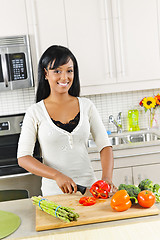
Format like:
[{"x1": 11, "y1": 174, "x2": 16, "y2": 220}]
[{"x1": 1, "y1": 197, "x2": 160, "y2": 240}]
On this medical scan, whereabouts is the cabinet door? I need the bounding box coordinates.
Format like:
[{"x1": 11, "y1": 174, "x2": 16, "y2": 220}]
[
  {"x1": 64, "y1": 0, "x2": 116, "y2": 88},
  {"x1": 112, "y1": 0, "x2": 160, "y2": 83},
  {"x1": 0, "y1": 0, "x2": 28, "y2": 36},
  {"x1": 112, "y1": 167, "x2": 133, "y2": 186},
  {"x1": 133, "y1": 164, "x2": 160, "y2": 185},
  {"x1": 32, "y1": 0, "x2": 68, "y2": 56},
  {"x1": 94, "y1": 167, "x2": 132, "y2": 187}
]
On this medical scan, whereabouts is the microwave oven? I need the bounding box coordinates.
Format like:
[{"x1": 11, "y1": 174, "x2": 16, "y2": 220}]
[{"x1": 0, "y1": 35, "x2": 34, "y2": 91}]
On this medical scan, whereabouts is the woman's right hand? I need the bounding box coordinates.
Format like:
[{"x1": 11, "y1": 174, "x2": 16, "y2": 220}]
[{"x1": 54, "y1": 172, "x2": 77, "y2": 194}]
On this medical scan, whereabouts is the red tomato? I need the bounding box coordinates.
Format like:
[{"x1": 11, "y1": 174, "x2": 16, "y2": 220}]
[
  {"x1": 79, "y1": 196, "x2": 96, "y2": 206},
  {"x1": 138, "y1": 190, "x2": 156, "y2": 208}
]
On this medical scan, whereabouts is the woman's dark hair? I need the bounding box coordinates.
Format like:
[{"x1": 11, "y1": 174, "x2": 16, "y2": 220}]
[{"x1": 36, "y1": 45, "x2": 80, "y2": 102}]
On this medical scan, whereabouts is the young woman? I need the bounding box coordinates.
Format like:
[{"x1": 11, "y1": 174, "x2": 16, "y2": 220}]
[{"x1": 17, "y1": 45, "x2": 117, "y2": 196}]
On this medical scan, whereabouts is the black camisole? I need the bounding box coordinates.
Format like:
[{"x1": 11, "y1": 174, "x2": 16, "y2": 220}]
[{"x1": 51, "y1": 112, "x2": 80, "y2": 133}]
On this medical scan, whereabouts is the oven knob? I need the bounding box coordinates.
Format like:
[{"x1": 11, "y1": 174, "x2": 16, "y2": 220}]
[{"x1": 19, "y1": 121, "x2": 23, "y2": 128}]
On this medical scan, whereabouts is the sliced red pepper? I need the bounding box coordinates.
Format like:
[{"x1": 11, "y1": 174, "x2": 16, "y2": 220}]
[
  {"x1": 79, "y1": 196, "x2": 96, "y2": 206},
  {"x1": 79, "y1": 197, "x2": 88, "y2": 204},
  {"x1": 90, "y1": 180, "x2": 111, "y2": 199}
]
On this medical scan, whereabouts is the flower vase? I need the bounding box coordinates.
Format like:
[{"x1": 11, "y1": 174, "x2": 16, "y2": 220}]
[{"x1": 147, "y1": 109, "x2": 156, "y2": 130}]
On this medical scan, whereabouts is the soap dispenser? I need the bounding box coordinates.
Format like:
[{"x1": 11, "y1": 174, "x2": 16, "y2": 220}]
[{"x1": 128, "y1": 109, "x2": 140, "y2": 132}]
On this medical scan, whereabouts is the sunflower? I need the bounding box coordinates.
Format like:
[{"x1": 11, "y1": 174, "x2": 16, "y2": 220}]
[
  {"x1": 155, "y1": 94, "x2": 160, "y2": 105},
  {"x1": 142, "y1": 97, "x2": 156, "y2": 109}
]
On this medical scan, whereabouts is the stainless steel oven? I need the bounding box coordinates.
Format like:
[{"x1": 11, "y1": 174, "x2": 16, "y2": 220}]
[
  {"x1": 0, "y1": 35, "x2": 34, "y2": 91},
  {"x1": 0, "y1": 113, "x2": 41, "y2": 177}
]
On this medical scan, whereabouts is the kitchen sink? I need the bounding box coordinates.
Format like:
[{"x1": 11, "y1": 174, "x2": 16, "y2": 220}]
[
  {"x1": 109, "y1": 136, "x2": 126, "y2": 145},
  {"x1": 109, "y1": 132, "x2": 159, "y2": 146},
  {"x1": 109, "y1": 132, "x2": 159, "y2": 145},
  {"x1": 88, "y1": 131, "x2": 160, "y2": 148}
]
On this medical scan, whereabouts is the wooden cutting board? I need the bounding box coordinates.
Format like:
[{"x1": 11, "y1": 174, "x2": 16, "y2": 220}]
[{"x1": 35, "y1": 193, "x2": 160, "y2": 231}]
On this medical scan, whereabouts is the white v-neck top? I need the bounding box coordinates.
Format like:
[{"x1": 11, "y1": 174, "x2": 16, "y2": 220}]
[{"x1": 17, "y1": 97, "x2": 111, "y2": 196}]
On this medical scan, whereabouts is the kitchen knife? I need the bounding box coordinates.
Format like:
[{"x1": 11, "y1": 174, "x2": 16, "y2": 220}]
[
  {"x1": 71, "y1": 184, "x2": 87, "y2": 195},
  {"x1": 77, "y1": 184, "x2": 87, "y2": 194}
]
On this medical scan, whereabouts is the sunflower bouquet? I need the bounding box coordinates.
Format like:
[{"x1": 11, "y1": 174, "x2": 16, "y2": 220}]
[{"x1": 139, "y1": 94, "x2": 160, "y2": 128}]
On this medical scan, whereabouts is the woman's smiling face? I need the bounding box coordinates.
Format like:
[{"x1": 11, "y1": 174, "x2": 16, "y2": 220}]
[{"x1": 45, "y1": 58, "x2": 74, "y2": 94}]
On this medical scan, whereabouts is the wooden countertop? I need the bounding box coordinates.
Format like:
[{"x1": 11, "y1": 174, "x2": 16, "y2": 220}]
[{"x1": 1, "y1": 197, "x2": 160, "y2": 240}]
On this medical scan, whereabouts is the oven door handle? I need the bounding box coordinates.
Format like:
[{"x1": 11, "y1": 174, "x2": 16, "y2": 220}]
[
  {"x1": 1, "y1": 53, "x2": 9, "y2": 87},
  {"x1": 0, "y1": 172, "x2": 32, "y2": 179}
]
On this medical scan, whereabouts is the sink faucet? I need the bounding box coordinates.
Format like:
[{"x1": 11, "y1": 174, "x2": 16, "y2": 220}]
[{"x1": 109, "y1": 112, "x2": 122, "y2": 133}]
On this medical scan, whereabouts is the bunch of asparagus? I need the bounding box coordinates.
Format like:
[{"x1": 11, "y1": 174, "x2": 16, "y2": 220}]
[{"x1": 32, "y1": 196, "x2": 79, "y2": 223}]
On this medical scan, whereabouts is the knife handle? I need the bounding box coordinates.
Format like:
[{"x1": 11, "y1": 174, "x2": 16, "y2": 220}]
[
  {"x1": 77, "y1": 184, "x2": 87, "y2": 195},
  {"x1": 71, "y1": 184, "x2": 87, "y2": 195}
]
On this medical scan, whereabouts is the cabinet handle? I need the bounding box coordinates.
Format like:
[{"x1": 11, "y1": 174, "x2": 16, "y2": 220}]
[
  {"x1": 124, "y1": 176, "x2": 128, "y2": 185},
  {"x1": 116, "y1": 0, "x2": 125, "y2": 76},
  {"x1": 138, "y1": 174, "x2": 141, "y2": 183},
  {"x1": 30, "y1": 0, "x2": 41, "y2": 62},
  {"x1": 104, "y1": 0, "x2": 114, "y2": 78}
]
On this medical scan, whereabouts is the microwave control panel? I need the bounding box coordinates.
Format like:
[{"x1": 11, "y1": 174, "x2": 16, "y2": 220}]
[{"x1": 6, "y1": 53, "x2": 28, "y2": 81}]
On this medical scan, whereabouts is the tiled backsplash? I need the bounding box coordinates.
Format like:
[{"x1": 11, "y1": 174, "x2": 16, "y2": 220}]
[
  {"x1": 0, "y1": 87, "x2": 160, "y2": 132},
  {"x1": 0, "y1": 88, "x2": 36, "y2": 116},
  {"x1": 87, "y1": 88, "x2": 160, "y2": 132}
]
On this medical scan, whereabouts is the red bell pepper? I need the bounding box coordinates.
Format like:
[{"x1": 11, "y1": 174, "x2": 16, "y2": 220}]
[
  {"x1": 90, "y1": 180, "x2": 111, "y2": 199},
  {"x1": 79, "y1": 196, "x2": 96, "y2": 206}
]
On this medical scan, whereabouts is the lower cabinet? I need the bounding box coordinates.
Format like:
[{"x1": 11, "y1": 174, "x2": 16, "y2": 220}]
[
  {"x1": 94, "y1": 167, "x2": 133, "y2": 187},
  {"x1": 91, "y1": 146, "x2": 160, "y2": 187},
  {"x1": 133, "y1": 163, "x2": 160, "y2": 185},
  {"x1": 94, "y1": 163, "x2": 160, "y2": 188}
]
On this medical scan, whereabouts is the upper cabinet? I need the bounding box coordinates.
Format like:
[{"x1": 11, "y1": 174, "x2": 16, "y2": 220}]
[
  {"x1": 64, "y1": 0, "x2": 115, "y2": 88},
  {"x1": 0, "y1": 0, "x2": 28, "y2": 36},
  {"x1": 64, "y1": 0, "x2": 160, "y2": 95},
  {"x1": 24, "y1": 0, "x2": 160, "y2": 95},
  {"x1": 31, "y1": 0, "x2": 68, "y2": 55},
  {"x1": 25, "y1": 0, "x2": 68, "y2": 84},
  {"x1": 112, "y1": 0, "x2": 160, "y2": 83}
]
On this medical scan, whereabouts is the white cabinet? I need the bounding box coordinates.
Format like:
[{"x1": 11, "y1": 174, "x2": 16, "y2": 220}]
[
  {"x1": 24, "y1": 0, "x2": 160, "y2": 94},
  {"x1": 0, "y1": 0, "x2": 28, "y2": 36},
  {"x1": 64, "y1": 0, "x2": 114, "y2": 88},
  {"x1": 64, "y1": 0, "x2": 160, "y2": 95},
  {"x1": 31, "y1": 0, "x2": 68, "y2": 55},
  {"x1": 25, "y1": 0, "x2": 68, "y2": 59},
  {"x1": 25, "y1": 0, "x2": 68, "y2": 85},
  {"x1": 133, "y1": 164, "x2": 160, "y2": 185},
  {"x1": 90, "y1": 144, "x2": 160, "y2": 187},
  {"x1": 94, "y1": 167, "x2": 133, "y2": 187},
  {"x1": 112, "y1": 0, "x2": 160, "y2": 84}
]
